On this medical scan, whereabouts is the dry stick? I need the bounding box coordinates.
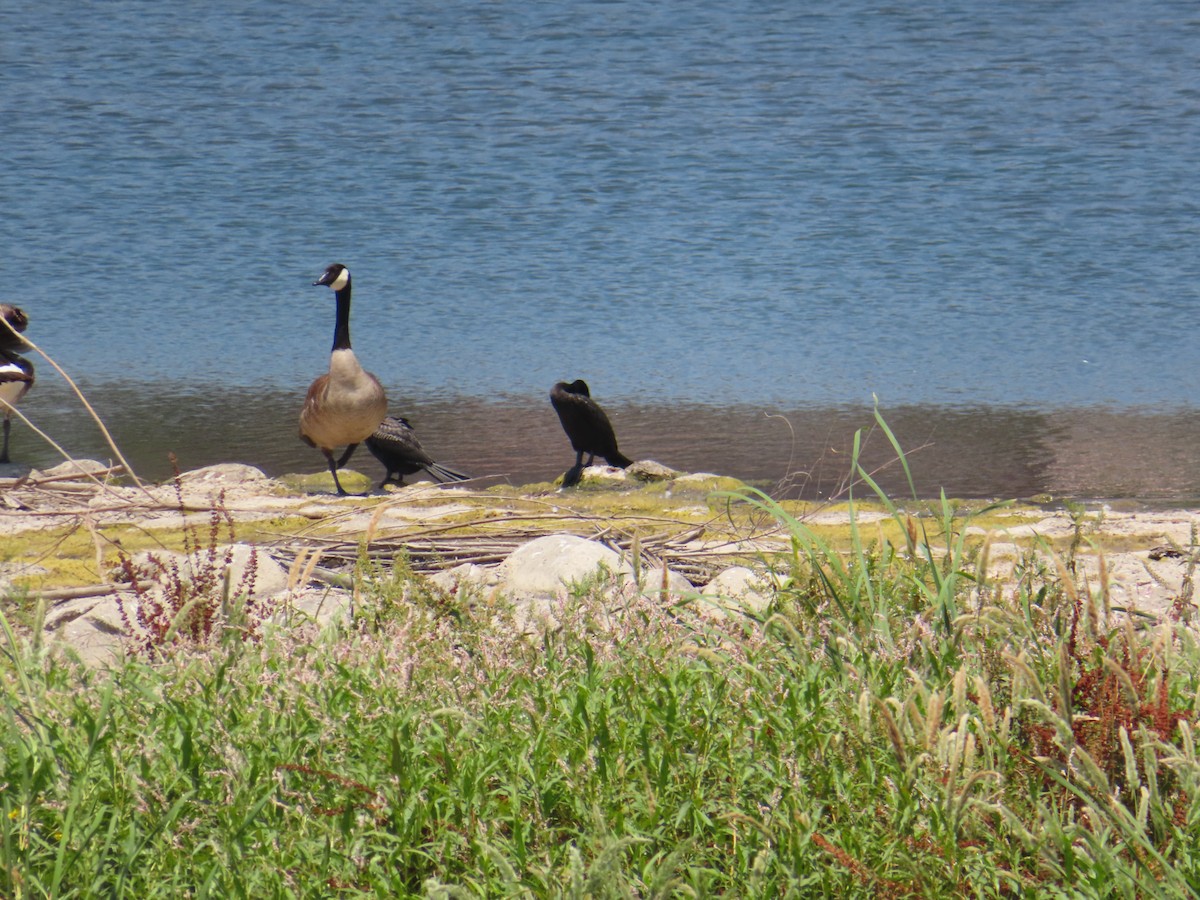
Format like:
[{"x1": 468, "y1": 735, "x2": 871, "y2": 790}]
[
  {"x1": 0, "y1": 464, "x2": 126, "y2": 489},
  {"x1": 0, "y1": 406, "x2": 143, "y2": 507},
  {"x1": 0, "y1": 317, "x2": 148, "y2": 492},
  {"x1": 27, "y1": 584, "x2": 116, "y2": 604}
]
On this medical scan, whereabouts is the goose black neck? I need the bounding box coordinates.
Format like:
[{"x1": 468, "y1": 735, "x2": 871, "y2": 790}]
[{"x1": 331, "y1": 281, "x2": 353, "y2": 352}]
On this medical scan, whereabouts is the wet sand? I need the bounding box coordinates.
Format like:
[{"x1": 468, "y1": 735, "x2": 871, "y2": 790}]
[{"x1": 12, "y1": 381, "x2": 1200, "y2": 504}]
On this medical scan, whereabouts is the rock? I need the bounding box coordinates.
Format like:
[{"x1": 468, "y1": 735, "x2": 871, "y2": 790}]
[
  {"x1": 120, "y1": 543, "x2": 289, "y2": 600},
  {"x1": 568, "y1": 464, "x2": 629, "y2": 486},
  {"x1": 637, "y1": 565, "x2": 694, "y2": 599},
  {"x1": 496, "y1": 534, "x2": 633, "y2": 600},
  {"x1": 55, "y1": 595, "x2": 130, "y2": 667},
  {"x1": 176, "y1": 463, "x2": 272, "y2": 486},
  {"x1": 48, "y1": 544, "x2": 294, "y2": 667},
  {"x1": 494, "y1": 534, "x2": 636, "y2": 634},
  {"x1": 427, "y1": 563, "x2": 501, "y2": 596},
  {"x1": 272, "y1": 586, "x2": 355, "y2": 628},
  {"x1": 31, "y1": 459, "x2": 113, "y2": 481},
  {"x1": 44, "y1": 591, "x2": 137, "y2": 668},
  {"x1": 627, "y1": 460, "x2": 676, "y2": 481},
  {"x1": 333, "y1": 502, "x2": 475, "y2": 535},
  {"x1": 694, "y1": 566, "x2": 779, "y2": 620}
]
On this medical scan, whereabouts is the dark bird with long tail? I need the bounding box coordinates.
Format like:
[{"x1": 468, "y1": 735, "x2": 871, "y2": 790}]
[
  {"x1": 366, "y1": 415, "x2": 469, "y2": 488},
  {"x1": 549, "y1": 379, "x2": 633, "y2": 488}
]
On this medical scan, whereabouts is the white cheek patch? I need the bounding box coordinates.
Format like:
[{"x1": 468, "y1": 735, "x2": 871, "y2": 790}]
[{"x1": 329, "y1": 268, "x2": 350, "y2": 291}]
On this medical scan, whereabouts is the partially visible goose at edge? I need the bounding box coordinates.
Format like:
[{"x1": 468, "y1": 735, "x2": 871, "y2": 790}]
[
  {"x1": 299, "y1": 263, "x2": 387, "y2": 495},
  {"x1": 365, "y1": 415, "x2": 469, "y2": 489},
  {"x1": 549, "y1": 379, "x2": 633, "y2": 488},
  {"x1": 0, "y1": 303, "x2": 34, "y2": 465}
]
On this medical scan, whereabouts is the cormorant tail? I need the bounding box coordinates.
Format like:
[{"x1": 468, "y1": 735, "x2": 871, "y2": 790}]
[
  {"x1": 605, "y1": 451, "x2": 634, "y2": 469},
  {"x1": 425, "y1": 462, "x2": 470, "y2": 483}
]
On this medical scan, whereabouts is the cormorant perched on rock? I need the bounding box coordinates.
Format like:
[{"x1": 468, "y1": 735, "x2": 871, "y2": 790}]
[
  {"x1": 0, "y1": 304, "x2": 34, "y2": 464},
  {"x1": 299, "y1": 264, "x2": 387, "y2": 495},
  {"x1": 549, "y1": 379, "x2": 633, "y2": 488},
  {"x1": 365, "y1": 415, "x2": 469, "y2": 489}
]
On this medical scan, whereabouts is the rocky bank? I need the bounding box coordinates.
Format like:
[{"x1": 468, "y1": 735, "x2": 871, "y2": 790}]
[{"x1": 1, "y1": 458, "x2": 1197, "y2": 667}]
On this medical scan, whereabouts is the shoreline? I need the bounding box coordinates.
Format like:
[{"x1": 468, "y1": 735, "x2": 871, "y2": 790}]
[{"x1": 9, "y1": 381, "x2": 1200, "y2": 503}]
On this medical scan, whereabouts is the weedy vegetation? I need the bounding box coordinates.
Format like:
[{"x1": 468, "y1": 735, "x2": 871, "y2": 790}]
[
  {"x1": 1, "y1": 411, "x2": 1199, "y2": 897},
  {"x1": 113, "y1": 458, "x2": 266, "y2": 658}
]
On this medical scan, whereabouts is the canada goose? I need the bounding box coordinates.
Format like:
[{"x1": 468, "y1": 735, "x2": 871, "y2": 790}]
[
  {"x1": 299, "y1": 263, "x2": 387, "y2": 495},
  {"x1": 0, "y1": 304, "x2": 34, "y2": 465},
  {"x1": 0, "y1": 304, "x2": 28, "y2": 351},
  {"x1": 365, "y1": 415, "x2": 469, "y2": 488},
  {"x1": 549, "y1": 379, "x2": 633, "y2": 488}
]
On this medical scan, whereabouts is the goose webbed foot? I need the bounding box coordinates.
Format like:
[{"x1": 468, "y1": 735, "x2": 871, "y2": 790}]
[{"x1": 325, "y1": 452, "x2": 367, "y2": 496}]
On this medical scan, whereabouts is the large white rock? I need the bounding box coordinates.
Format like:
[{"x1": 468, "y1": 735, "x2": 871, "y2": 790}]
[
  {"x1": 175, "y1": 463, "x2": 272, "y2": 486},
  {"x1": 427, "y1": 562, "x2": 501, "y2": 596},
  {"x1": 493, "y1": 534, "x2": 635, "y2": 634},
  {"x1": 638, "y1": 565, "x2": 694, "y2": 599},
  {"x1": 496, "y1": 534, "x2": 634, "y2": 600},
  {"x1": 121, "y1": 543, "x2": 289, "y2": 599},
  {"x1": 48, "y1": 594, "x2": 131, "y2": 668},
  {"x1": 271, "y1": 586, "x2": 355, "y2": 628},
  {"x1": 31, "y1": 459, "x2": 114, "y2": 481},
  {"x1": 49, "y1": 543, "x2": 291, "y2": 666},
  {"x1": 694, "y1": 565, "x2": 779, "y2": 620}
]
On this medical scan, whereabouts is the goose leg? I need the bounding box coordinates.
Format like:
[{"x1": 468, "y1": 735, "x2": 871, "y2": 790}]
[
  {"x1": 335, "y1": 443, "x2": 359, "y2": 469},
  {"x1": 0, "y1": 414, "x2": 11, "y2": 465},
  {"x1": 324, "y1": 450, "x2": 349, "y2": 495}
]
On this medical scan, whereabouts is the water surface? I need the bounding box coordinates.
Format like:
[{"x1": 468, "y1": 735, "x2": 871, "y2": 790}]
[{"x1": 2, "y1": 1, "x2": 1198, "y2": 497}]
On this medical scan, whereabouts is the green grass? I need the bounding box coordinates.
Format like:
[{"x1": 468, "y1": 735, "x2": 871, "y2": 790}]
[{"x1": 3, "y1": 417, "x2": 1200, "y2": 897}]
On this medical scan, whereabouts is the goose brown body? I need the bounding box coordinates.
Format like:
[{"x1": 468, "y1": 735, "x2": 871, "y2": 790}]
[
  {"x1": 299, "y1": 349, "x2": 387, "y2": 451},
  {"x1": 300, "y1": 264, "x2": 387, "y2": 494}
]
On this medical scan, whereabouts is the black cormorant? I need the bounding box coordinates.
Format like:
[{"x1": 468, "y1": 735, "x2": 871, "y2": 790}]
[
  {"x1": 549, "y1": 379, "x2": 633, "y2": 488},
  {"x1": 365, "y1": 415, "x2": 469, "y2": 488}
]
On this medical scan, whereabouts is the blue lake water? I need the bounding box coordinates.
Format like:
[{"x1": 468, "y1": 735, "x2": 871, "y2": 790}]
[{"x1": 2, "y1": 1, "x2": 1200, "y2": 497}]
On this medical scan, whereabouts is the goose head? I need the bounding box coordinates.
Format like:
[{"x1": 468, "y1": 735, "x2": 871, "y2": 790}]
[{"x1": 314, "y1": 263, "x2": 350, "y2": 291}]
